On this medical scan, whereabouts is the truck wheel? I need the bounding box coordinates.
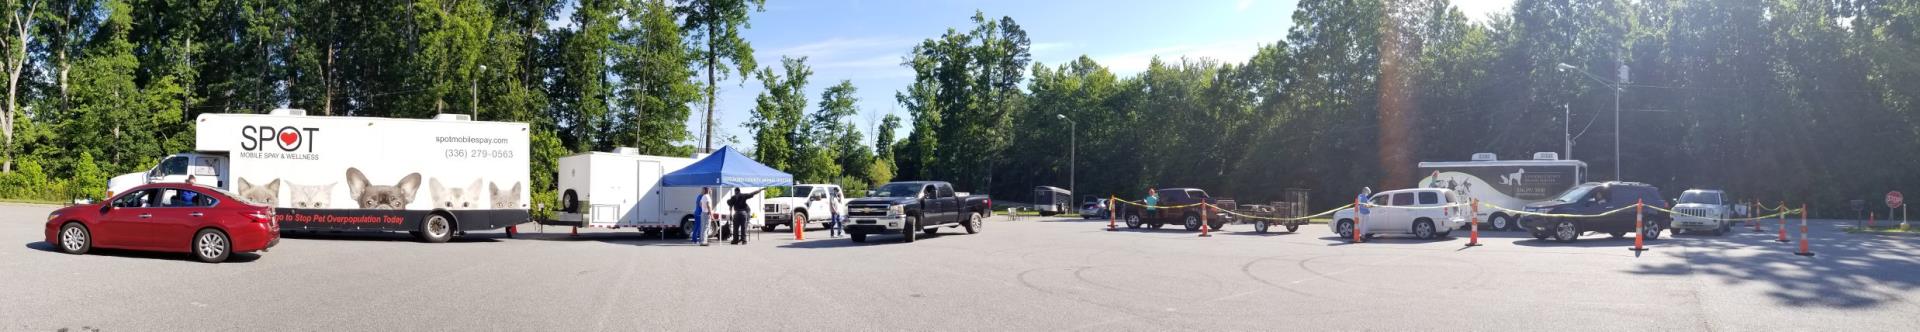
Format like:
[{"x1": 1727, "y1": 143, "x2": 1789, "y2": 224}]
[
  {"x1": 851, "y1": 233, "x2": 867, "y2": 243},
  {"x1": 1642, "y1": 222, "x2": 1663, "y2": 240},
  {"x1": 1488, "y1": 214, "x2": 1512, "y2": 232},
  {"x1": 1335, "y1": 219, "x2": 1355, "y2": 239},
  {"x1": 418, "y1": 214, "x2": 454, "y2": 243},
  {"x1": 1183, "y1": 214, "x2": 1201, "y2": 231},
  {"x1": 964, "y1": 212, "x2": 981, "y2": 234},
  {"x1": 58, "y1": 222, "x2": 91, "y2": 255},
  {"x1": 193, "y1": 229, "x2": 231, "y2": 263},
  {"x1": 1413, "y1": 220, "x2": 1436, "y2": 240},
  {"x1": 902, "y1": 217, "x2": 918, "y2": 243},
  {"x1": 792, "y1": 212, "x2": 807, "y2": 232},
  {"x1": 1285, "y1": 224, "x2": 1300, "y2": 233},
  {"x1": 1124, "y1": 214, "x2": 1142, "y2": 229},
  {"x1": 1254, "y1": 221, "x2": 1270, "y2": 233},
  {"x1": 1208, "y1": 220, "x2": 1227, "y2": 232},
  {"x1": 1553, "y1": 221, "x2": 1579, "y2": 242}
]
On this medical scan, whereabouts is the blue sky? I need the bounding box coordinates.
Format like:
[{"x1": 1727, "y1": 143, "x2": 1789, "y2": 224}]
[{"x1": 622, "y1": 0, "x2": 1513, "y2": 149}]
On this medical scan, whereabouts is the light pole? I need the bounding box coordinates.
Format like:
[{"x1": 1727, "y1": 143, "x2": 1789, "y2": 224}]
[
  {"x1": 1056, "y1": 114, "x2": 1076, "y2": 195},
  {"x1": 471, "y1": 65, "x2": 488, "y2": 118},
  {"x1": 1557, "y1": 62, "x2": 1624, "y2": 181}
]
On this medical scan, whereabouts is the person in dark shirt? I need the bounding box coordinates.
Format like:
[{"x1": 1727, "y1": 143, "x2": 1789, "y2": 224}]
[{"x1": 727, "y1": 187, "x2": 766, "y2": 245}]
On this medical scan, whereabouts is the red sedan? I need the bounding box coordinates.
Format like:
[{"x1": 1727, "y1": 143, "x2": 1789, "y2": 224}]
[{"x1": 45, "y1": 183, "x2": 279, "y2": 263}]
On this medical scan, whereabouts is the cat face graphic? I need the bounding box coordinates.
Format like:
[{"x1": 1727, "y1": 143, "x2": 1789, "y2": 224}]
[
  {"x1": 346, "y1": 168, "x2": 421, "y2": 210},
  {"x1": 288, "y1": 182, "x2": 336, "y2": 208},
  {"x1": 235, "y1": 178, "x2": 281, "y2": 206},
  {"x1": 430, "y1": 178, "x2": 485, "y2": 209},
  {"x1": 490, "y1": 182, "x2": 522, "y2": 209}
]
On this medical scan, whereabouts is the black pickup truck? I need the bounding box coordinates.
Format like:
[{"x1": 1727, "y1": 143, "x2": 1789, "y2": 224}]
[{"x1": 843, "y1": 181, "x2": 992, "y2": 243}]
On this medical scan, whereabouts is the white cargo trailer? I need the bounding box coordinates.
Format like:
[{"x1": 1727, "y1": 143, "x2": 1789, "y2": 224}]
[
  {"x1": 1417, "y1": 152, "x2": 1586, "y2": 232},
  {"x1": 547, "y1": 148, "x2": 763, "y2": 233},
  {"x1": 106, "y1": 109, "x2": 532, "y2": 242}
]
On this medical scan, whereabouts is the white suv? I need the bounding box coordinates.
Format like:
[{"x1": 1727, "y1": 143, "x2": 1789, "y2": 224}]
[
  {"x1": 1330, "y1": 188, "x2": 1468, "y2": 240},
  {"x1": 1670, "y1": 189, "x2": 1731, "y2": 236}
]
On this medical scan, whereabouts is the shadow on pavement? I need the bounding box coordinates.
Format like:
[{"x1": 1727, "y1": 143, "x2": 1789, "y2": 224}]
[
  {"x1": 22, "y1": 241, "x2": 262, "y2": 263},
  {"x1": 1628, "y1": 225, "x2": 1920, "y2": 309}
]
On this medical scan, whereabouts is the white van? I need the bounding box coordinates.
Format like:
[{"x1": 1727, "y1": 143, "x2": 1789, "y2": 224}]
[{"x1": 107, "y1": 109, "x2": 532, "y2": 243}]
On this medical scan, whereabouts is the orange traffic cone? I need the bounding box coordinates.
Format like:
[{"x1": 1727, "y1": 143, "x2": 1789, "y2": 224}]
[
  {"x1": 1796, "y1": 204, "x2": 1815, "y2": 257},
  {"x1": 1107, "y1": 195, "x2": 1118, "y2": 231},
  {"x1": 1198, "y1": 205, "x2": 1213, "y2": 238},
  {"x1": 507, "y1": 225, "x2": 518, "y2": 238},
  {"x1": 1630, "y1": 199, "x2": 1648, "y2": 252},
  {"x1": 571, "y1": 226, "x2": 579, "y2": 237},
  {"x1": 1465, "y1": 199, "x2": 1482, "y2": 247},
  {"x1": 1776, "y1": 202, "x2": 1790, "y2": 243},
  {"x1": 1352, "y1": 197, "x2": 1364, "y2": 243},
  {"x1": 1751, "y1": 202, "x2": 1763, "y2": 232}
]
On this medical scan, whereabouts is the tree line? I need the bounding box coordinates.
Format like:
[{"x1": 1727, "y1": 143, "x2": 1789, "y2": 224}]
[{"x1": 4, "y1": 0, "x2": 1918, "y2": 217}]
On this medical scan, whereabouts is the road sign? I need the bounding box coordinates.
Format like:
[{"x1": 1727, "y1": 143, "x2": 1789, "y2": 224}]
[{"x1": 1889, "y1": 191, "x2": 1904, "y2": 209}]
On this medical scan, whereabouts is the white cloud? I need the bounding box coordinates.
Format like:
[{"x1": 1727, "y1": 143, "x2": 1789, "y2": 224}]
[{"x1": 1236, "y1": 0, "x2": 1257, "y2": 12}]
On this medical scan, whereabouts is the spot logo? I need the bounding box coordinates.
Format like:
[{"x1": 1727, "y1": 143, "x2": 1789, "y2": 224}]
[{"x1": 241, "y1": 126, "x2": 321, "y2": 152}]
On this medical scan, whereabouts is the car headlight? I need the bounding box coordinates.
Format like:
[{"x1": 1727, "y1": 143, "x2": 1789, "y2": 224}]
[
  {"x1": 889, "y1": 205, "x2": 904, "y2": 215},
  {"x1": 47, "y1": 213, "x2": 60, "y2": 222}
]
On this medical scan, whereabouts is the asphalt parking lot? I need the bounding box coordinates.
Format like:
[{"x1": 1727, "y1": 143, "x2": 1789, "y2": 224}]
[{"x1": 5, "y1": 202, "x2": 1919, "y2": 331}]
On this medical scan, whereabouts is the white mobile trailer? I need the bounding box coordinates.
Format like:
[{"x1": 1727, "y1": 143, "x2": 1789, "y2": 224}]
[
  {"x1": 106, "y1": 110, "x2": 533, "y2": 242},
  {"x1": 547, "y1": 149, "x2": 763, "y2": 233},
  {"x1": 1417, "y1": 152, "x2": 1586, "y2": 231}
]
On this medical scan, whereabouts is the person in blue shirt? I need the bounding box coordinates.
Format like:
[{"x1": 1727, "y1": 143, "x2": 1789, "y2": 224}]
[{"x1": 174, "y1": 176, "x2": 201, "y2": 207}]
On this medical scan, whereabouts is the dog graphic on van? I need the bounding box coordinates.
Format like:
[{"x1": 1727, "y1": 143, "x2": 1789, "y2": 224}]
[
  {"x1": 1499, "y1": 168, "x2": 1525, "y2": 187},
  {"x1": 346, "y1": 168, "x2": 422, "y2": 210}
]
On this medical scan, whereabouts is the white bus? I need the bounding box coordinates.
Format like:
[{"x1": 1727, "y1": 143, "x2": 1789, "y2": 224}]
[{"x1": 1417, "y1": 152, "x2": 1586, "y2": 231}]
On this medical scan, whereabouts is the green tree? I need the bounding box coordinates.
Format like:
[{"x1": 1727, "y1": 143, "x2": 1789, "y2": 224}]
[
  {"x1": 679, "y1": 0, "x2": 765, "y2": 152},
  {"x1": 612, "y1": 0, "x2": 698, "y2": 156},
  {"x1": 744, "y1": 56, "x2": 808, "y2": 175}
]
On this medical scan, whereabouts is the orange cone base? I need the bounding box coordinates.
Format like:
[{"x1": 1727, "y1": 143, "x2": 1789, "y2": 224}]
[
  {"x1": 1464, "y1": 242, "x2": 1482, "y2": 247},
  {"x1": 1629, "y1": 247, "x2": 1649, "y2": 252},
  {"x1": 1795, "y1": 251, "x2": 1816, "y2": 256}
]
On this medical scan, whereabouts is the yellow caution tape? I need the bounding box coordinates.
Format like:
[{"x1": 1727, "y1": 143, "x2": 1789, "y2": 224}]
[
  {"x1": 1207, "y1": 203, "x2": 1356, "y2": 222},
  {"x1": 1477, "y1": 202, "x2": 1641, "y2": 219},
  {"x1": 1646, "y1": 205, "x2": 1800, "y2": 221},
  {"x1": 1111, "y1": 198, "x2": 1210, "y2": 210}
]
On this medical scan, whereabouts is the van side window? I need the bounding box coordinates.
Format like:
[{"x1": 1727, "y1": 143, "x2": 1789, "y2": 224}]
[
  {"x1": 1391, "y1": 193, "x2": 1414, "y2": 206},
  {"x1": 1417, "y1": 192, "x2": 1439, "y2": 205},
  {"x1": 157, "y1": 156, "x2": 189, "y2": 176}
]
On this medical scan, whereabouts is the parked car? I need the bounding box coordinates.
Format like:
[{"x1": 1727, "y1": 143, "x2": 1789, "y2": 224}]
[
  {"x1": 1119, "y1": 188, "x2": 1234, "y2": 231},
  {"x1": 843, "y1": 181, "x2": 991, "y2": 243},
  {"x1": 762, "y1": 184, "x2": 847, "y2": 232},
  {"x1": 1330, "y1": 188, "x2": 1467, "y2": 240},
  {"x1": 1519, "y1": 181, "x2": 1671, "y2": 242},
  {"x1": 1670, "y1": 189, "x2": 1732, "y2": 236},
  {"x1": 1079, "y1": 197, "x2": 1109, "y2": 219},
  {"x1": 45, "y1": 183, "x2": 280, "y2": 263}
]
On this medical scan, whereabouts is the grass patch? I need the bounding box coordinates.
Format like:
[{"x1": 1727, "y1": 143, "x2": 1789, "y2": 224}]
[
  {"x1": 1844, "y1": 226, "x2": 1920, "y2": 234},
  {"x1": 0, "y1": 198, "x2": 68, "y2": 206}
]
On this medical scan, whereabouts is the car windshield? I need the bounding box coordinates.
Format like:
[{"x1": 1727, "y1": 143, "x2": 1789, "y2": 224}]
[
  {"x1": 779, "y1": 185, "x2": 818, "y2": 198},
  {"x1": 1679, "y1": 191, "x2": 1721, "y2": 205},
  {"x1": 1553, "y1": 185, "x2": 1597, "y2": 202},
  {"x1": 870, "y1": 183, "x2": 924, "y2": 198}
]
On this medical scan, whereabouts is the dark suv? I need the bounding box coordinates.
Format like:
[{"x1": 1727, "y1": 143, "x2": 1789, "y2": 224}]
[{"x1": 1518, "y1": 182, "x2": 1671, "y2": 242}]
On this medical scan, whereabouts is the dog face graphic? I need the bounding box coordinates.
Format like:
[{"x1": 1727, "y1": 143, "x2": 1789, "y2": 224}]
[
  {"x1": 287, "y1": 182, "x2": 336, "y2": 208},
  {"x1": 235, "y1": 178, "x2": 281, "y2": 206},
  {"x1": 490, "y1": 182, "x2": 523, "y2": 209},
  {"x1": 346, "y1": 168, "x2": 421, "y2": 210},
  {"x1": 430, "y1": 178, "x2": 485, "y2": 209}
]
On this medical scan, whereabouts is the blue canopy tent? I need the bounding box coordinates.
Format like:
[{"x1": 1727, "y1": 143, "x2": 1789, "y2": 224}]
[{"x1": 661, "y1": 146, "x2": 794, "y2": 188}]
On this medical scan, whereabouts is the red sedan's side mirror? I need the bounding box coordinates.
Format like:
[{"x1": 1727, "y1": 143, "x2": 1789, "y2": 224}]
[{"x1": 99, "y1": 204, "x2": 112, "y2": 214}]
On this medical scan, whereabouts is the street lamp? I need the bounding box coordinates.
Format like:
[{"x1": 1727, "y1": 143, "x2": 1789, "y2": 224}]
[
  {"x1": 1056, "y1": 114, "x2": 1076, "y2": 196},
  {"x1": 471, "y1": 65, "x2": 488, "y2": 118},
  {"x1": 1557, "y1": 62, "x2": 1624, "y2": 181}
]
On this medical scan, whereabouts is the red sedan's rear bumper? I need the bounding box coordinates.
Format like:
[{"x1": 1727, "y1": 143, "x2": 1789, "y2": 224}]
[{"x1": 228, "y1": 224, "x2": 280, "y2": 253}]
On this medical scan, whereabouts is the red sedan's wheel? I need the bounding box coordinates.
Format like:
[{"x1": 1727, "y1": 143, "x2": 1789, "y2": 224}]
[
  {"x1": 59, "y1": 223, "x2": 91, "y2": 255},
  {"x1": 194, "y1": 229, "x2": 231, "y2": 263}
]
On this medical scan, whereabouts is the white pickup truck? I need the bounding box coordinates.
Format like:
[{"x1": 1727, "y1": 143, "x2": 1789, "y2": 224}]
[
  {"x1": 1330, "y1": 188, "x2": 1467, "y2": 240},
  {"x1": 761, "y1": 184, "x2": 847, "y2": 232}
]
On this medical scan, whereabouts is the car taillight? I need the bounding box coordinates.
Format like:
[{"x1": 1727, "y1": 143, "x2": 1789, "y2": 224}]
[
  {"x1": 244, "y1": 210, "x2": 273, "y2": 223},
  {"x1": 985, "y1": 199, "x2": 992, "y2": 209}
]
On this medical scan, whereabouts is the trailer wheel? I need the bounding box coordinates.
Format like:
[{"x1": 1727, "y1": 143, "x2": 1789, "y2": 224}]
[
  {"x1": 1254, "y1": 221, "x2": 1270, "y2": 233},
  {"x1": 1285, "y1": 224, "x2": 1300, "y2": 233},
  {"x1": 561, "y1": 189, "x2": 580, "y2": 213},
  {"x1": 418, "y1": 213, "x2": 454, "y2": 243}
]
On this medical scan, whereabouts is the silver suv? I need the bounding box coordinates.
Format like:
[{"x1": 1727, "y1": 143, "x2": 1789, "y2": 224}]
[{"x1": 1670, "y1": 189, "x2": 1732, "y2": 236}]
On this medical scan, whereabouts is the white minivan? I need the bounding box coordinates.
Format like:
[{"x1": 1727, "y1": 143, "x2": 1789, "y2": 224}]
[{"x1": 1330, "y1": 188, "x2": 1468, "y2": 240}]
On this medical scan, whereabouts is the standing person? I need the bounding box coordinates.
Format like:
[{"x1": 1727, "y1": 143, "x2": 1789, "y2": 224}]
[
  {"x1": 692, "y1": 187, "x2": 713, "y2": 246},
  {"x1": 1144, "y1": 188, "x2": 1160, "y2": 219},
  {"x1": 828, "y1": 195, "x2": 844, "y2": 238},
  {"x1": 727, "y1": 187, "x2": 767, "y2": 245}
]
